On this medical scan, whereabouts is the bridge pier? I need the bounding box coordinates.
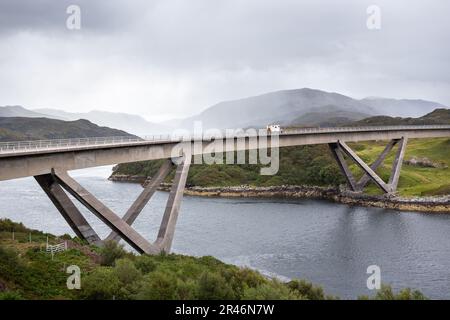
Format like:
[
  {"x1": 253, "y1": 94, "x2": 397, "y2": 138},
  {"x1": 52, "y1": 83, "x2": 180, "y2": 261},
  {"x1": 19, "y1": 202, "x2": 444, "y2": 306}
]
[
  {"x1": 52, "y1": 169, "x2": 160, "y2": 254},
  {"x1": 105, "y1": 159, "x2": 174, "y2": 242},
  {"x1": 155, "y1": 155, "x2": 191, "y2": 253},
  {"x1": 329, "y1": 137, "x2": 408, "y2": 194},
  {"x1": 35, "y1": 174, "x2": 102, "y2": 246},
  {"x1": 34, "y1": 155, "x2": 191, "y2": 255}
]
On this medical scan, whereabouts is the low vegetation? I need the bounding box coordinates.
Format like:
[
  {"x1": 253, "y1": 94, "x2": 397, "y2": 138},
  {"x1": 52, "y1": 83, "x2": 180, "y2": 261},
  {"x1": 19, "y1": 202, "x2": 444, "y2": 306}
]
[{"x1": 0, "y1": 219, "x2": 427, "y2": 300}]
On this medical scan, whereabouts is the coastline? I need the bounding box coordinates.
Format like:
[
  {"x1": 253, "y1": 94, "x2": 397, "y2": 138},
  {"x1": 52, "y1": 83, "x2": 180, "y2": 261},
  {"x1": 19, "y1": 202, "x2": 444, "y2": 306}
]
[{"x1": 109, "y1": 174, "x2": 450, "y2": 213}]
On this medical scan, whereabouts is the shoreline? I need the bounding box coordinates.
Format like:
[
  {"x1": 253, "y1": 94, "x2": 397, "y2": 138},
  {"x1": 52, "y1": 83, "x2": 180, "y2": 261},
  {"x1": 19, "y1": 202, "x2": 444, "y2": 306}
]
[{"x1": 109, "y1": 174, "x2": 450, "y2": 213}]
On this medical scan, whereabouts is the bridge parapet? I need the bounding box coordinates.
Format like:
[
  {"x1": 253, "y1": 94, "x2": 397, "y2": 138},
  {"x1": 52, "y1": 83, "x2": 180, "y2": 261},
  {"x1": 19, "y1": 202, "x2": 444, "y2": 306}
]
[{"x1": 1, "y1": 125, "x2": 450, "y2": 155}]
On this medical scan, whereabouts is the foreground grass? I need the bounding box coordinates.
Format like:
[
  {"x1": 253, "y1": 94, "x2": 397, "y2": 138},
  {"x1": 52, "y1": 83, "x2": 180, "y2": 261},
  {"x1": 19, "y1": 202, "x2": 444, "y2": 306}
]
[{"x1": 0, "y1": 219, "x2": 427, "y2": 300}]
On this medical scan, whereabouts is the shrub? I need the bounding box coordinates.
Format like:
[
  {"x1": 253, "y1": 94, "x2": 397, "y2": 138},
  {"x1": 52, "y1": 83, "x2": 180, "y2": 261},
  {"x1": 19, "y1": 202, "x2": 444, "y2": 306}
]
[
  {"x1": 114, "y1": 258, "x2": 142, "y2": 284},
  {"x1": 197, "y1": 272, "x2": 236, "y2": 300},
  {"x1": 373, "y1": 284, "x2": 427, "y2": 300},
  {"x1": 134, "y1": 255, "x2": 157, "y2": 274},
  {"x1": 175, "y1": 280, "x2": 198, "y2": 300},
  {"x1": 99, "y1": 241, "x2": 126, "y2": 266},
  {"x1": 287, "y1": 279, "x2": 328, "y2": 300},
  {"x1": 0, "y1": 246, "x2": 23, "y2": 282},
  {"x1": 134, "y1": 271, "x2": 178, "y2": 300},
  {"x1": 0, "y1": 291, "x2": 24, "y2": 300},
  {"x1": 242, "y1": 282, "x2": 302, "y2": 300},
  {"x1": 80, "y1": 267, "x2": 120, "y2": 300}
]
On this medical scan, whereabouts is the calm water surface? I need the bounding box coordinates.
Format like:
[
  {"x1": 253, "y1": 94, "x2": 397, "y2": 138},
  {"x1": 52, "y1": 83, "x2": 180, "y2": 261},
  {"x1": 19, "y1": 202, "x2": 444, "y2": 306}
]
[{"x1": 1, "y1": 166, "x2": 449, "y2": 299}]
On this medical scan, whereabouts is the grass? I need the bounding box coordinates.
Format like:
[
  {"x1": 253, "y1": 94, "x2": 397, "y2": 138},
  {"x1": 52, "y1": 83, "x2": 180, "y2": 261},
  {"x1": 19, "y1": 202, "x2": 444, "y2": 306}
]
[
  {"x1": 347, "y1": 138, "x2": 450, "y2": 196},
  {"x1": 0, "y1": 219, "x2": 428, "y2": 300}
]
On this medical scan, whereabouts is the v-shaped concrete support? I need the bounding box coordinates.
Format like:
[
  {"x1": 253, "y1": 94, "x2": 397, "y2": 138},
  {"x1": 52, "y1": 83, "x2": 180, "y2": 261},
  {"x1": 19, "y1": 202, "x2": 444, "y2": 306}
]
[
  {"x1": 155, "y1": 155, "x2": 191, "y2": 252},
  {"x1": 328, "y1": 143, "x2": 357, "y2": 191},
  {"x1": 52, "y1": 170, "x2": 160, "y2": 254},
  {"x1": 35, "y1": 155, "x2": 191, "y2": 255},
  {"x1": 105, "y1": 159, "x2": 174, "y2": 242},
  {"x1": 388, "y1": 137, "x2": 408, "y2": 191},
  {"x1": 34, "y1": 174, "x2": 102, "y2": 246},
  {"x1": 329, "y1": 137, "x2": 408, "y2": 194},
  {"x1": 356, "y1": 139, "x2": 399, "y2": 190}
]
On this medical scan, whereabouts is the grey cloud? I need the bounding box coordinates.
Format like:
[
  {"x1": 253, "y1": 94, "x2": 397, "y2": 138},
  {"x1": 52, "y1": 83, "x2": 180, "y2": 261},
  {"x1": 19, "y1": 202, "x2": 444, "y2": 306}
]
[{"x1": 0, "y1": 0, "x2": 449, "y2": 120}]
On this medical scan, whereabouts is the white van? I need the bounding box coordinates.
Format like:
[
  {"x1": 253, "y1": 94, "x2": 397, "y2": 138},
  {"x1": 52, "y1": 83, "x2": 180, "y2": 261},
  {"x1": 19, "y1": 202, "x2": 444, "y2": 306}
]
[{"x1": 266, "y1": 124, "x2": 282, "y2": 133}]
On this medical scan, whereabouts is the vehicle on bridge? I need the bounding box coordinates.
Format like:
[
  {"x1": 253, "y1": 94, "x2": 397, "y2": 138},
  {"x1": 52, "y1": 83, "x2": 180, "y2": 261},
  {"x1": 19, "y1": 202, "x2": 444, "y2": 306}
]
[{"x1": 266, "y1": 124, "x2": 282, "y2": 134}]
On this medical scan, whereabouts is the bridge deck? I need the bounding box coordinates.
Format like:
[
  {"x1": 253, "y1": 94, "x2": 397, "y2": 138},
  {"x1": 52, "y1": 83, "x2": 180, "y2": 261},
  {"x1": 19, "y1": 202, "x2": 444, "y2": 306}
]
[
  {"x1": 1, "y1": 125, "x2": 450, "y2": 181},
  {"x1": 1, "y1": 125, "x2": 449, "y2": 158}
]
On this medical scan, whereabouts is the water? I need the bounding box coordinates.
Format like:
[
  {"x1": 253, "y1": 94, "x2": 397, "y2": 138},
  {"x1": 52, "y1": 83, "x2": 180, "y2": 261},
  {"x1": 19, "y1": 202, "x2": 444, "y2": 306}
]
[{"x1": 1, "y1": 166, "x2": 450, "y2": 299}]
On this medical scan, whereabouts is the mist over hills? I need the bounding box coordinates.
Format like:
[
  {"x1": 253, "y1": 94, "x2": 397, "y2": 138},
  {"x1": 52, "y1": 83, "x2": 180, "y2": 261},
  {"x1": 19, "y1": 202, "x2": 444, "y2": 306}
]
[
  {"x1": 360, "y1": 97, "x2": 447, "y2": 118},
  {"x1": 1, "y1": 88, "x2": 447, "y2": 134},
  {"x1": 32, "y1": 109, "x2": 168, "y2": 136},
  {"x1": 168, "y1": 88, "x2": 447, "y2": 130},
  {"x1": 0, "y1": 106, "x2": 52, "y2": 119}
]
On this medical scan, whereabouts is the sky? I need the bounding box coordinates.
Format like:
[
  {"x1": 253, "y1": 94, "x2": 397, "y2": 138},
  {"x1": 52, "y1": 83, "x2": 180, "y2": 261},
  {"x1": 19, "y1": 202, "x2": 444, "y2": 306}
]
[{"x1": 0, "y1": 0, "x2": 449, "y2": 122}]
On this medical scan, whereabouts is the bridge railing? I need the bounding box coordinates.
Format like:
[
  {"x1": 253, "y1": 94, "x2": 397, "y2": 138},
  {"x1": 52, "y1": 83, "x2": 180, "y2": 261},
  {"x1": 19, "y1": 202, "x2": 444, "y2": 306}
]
[
  {"x1": 1, "y1": 125, "x2": 450, "y2": 154},
  {"x1": 0, "y1": 136, "x2": 143, "y2": 153}
]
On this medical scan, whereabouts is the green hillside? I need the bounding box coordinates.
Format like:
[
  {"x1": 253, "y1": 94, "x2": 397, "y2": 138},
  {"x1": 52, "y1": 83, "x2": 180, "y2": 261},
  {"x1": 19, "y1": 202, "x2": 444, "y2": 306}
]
[
  {"x1": 0, "y1": 219, "x2": 425, "y2": 300},
  {"x1": 0, "y1": 117, "x2": 134, "y2": 142},
  {"x1": 347, "y1": 138, "x2": 450, "y2": 196},
  {"x1": 351, "y1": 108, "x2": 450, "y2": 126},
  {"x1": 113, "y1": 144, "x2": 345, "y2": 188}
]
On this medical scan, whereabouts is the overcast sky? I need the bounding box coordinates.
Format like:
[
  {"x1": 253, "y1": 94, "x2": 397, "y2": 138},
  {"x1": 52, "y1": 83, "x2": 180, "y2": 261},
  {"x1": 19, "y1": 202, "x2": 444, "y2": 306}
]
[{"x1": 0, "y1": 0, "x2": 449, "y2": 122}]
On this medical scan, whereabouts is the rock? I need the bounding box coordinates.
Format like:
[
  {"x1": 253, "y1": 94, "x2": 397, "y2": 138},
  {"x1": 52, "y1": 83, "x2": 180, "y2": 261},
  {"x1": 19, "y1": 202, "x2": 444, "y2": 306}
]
[{"x1": 404, "y1": 156, "x2": 447, "y2": 168}]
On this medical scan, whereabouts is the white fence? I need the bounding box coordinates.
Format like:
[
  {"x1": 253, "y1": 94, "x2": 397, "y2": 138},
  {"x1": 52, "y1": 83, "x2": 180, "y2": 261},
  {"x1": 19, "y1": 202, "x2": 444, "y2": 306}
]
[{"x1": 46, "y1": 241, "x2": 68, "y2": 254}]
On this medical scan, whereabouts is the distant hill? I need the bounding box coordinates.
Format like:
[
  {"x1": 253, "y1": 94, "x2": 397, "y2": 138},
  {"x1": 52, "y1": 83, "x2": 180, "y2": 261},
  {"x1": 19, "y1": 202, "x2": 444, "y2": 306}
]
[
  {"x1": 361, "y1": 97, "x2": 446, "y2": 118},
  {"x1": 2, "y1": 89, "x2": 447, "y2": 134},
  {"x1": 33, "y1": 108, "x2": 169, "y2": 136},
  {"x1": 0, "y1": 106, "x2": 51, "y2": 118},
  {"x1": 0, "y1": 117, "x2": 134, "y2": 142},
  {"x1": 168, "y1": 88, "x2": 447, "y2": 130},
  {"x1": 288, "y1": 105, "x2": 371, "y2": 127},
  {"x1": 351, "y1": 108, "x2": 450, "y2": 126},
  {"x1": 175, "y1": 88, "x2": 376, "y2": 130}
]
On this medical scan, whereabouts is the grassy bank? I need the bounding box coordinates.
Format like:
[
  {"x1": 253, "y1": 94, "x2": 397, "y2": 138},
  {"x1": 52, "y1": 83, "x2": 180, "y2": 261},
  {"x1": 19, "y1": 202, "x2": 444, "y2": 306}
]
[
  {"x1": 0, "y1": 219, "x2": 426, "y2": 300},
  {"x1": 112, "y1": 138, "x2": 450, "y2": 197},
  {"x1": 349, "y1": 138, "x2": 450, "y2": 196}
]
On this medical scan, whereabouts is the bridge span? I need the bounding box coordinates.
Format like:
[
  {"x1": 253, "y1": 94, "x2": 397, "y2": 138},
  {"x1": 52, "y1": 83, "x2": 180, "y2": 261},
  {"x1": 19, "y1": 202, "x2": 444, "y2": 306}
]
[{"x1": 1, "y1": 125, "x2": 449, "y2": 254}]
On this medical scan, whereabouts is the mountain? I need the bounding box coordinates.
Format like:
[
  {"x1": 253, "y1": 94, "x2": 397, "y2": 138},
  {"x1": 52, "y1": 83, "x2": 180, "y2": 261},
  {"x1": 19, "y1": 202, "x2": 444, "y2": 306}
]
[
  {"x1": 33, "y1": 109, "x2": 168, "y2": 136},
  {"x1": 0, "y1": 117, "x2": 135, "y2": 142},
  {"x1": 289, "y1": 105, "x2": 371, "y2": 127},
  {"x1": 351, "y1": 108, "x2": 450, "y2": 126},
  {"x1": 0, "y1": 106, "x2": 52, "y2": 118},
  {"x1": 175, "y1": 88, "x2": 377, "y2": 130},
  {"x1": 171, "y1": 88, "x2": 448, "y2": 131},
  {"x1": 360, "y1": 97, "x2": 446, "y2": 117}
]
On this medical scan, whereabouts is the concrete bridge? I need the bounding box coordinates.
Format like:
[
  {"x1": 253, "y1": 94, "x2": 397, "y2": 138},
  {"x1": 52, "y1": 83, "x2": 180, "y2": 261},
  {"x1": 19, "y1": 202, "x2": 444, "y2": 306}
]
[{"x1": 1, "y1": 125, "x2": 449, "y2": 254}]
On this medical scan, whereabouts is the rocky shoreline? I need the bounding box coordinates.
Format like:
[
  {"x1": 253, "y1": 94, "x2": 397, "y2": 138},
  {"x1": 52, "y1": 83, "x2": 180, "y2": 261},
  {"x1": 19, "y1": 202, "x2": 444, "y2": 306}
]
[{"x1": 109, "y1": 174, "x2": 450, "y2": 213}]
